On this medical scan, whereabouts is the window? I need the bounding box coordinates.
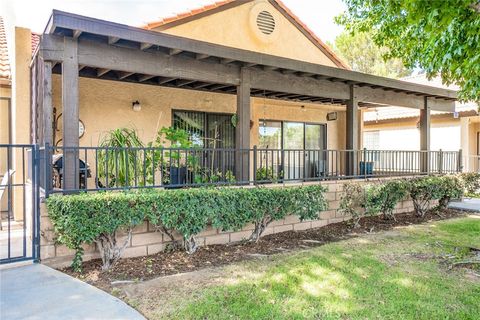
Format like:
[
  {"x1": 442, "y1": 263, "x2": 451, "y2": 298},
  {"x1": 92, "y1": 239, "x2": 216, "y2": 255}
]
[
  {"x1": 363, "y1": 131, "x2": 380, "y2": 150},
  {"x1": 173, "y1": 111, "x2": 235, "y2": 148},
  {"x1": 258, "y1": 121, "x2": 281, "y2": 149}
]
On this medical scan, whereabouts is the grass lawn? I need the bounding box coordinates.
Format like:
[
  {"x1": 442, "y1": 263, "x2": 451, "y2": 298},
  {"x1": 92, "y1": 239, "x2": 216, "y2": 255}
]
[{"x1": 124, "y1": 217, "x2": 480, "y2": 319}]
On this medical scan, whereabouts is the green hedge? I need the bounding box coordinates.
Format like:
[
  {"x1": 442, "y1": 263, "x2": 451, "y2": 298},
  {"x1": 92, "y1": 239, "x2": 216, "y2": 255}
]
[
  {"x1": 46, "y1": 185, "x2": 328, "y2": 271},
  {"x1": 340, "y1": 175, "x2": 464, "y2": 223}
]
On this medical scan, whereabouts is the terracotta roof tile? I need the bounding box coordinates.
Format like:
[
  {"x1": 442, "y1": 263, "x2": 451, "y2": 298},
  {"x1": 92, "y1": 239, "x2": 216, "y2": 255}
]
[
  {"x1": 0, "y1": 16, "x2": 10, "y2": 82},
  {"x1": 143, "y1": 0, "x2": 236, "y2": 30},
  {"x1": 31, "y1": 32, "x2": 40, "y2": 54},
  {"x1": 142, "y1": 0, "x2": 348, "y2": 69}
]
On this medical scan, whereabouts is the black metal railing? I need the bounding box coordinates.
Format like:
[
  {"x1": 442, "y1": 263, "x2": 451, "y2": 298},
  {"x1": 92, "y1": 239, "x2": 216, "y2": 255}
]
[{"x1": 40, "y1": 144, "x2": 462, "y2": 195}]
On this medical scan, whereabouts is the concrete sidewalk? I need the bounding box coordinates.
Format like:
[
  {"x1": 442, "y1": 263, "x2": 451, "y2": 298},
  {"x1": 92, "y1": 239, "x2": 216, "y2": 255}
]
[
  {"x1": 449, "y1": 198, "x2": 480, "y2": 213},
  {"x1": 0, "y1": 264, "x2": 145, "y2": 320}
]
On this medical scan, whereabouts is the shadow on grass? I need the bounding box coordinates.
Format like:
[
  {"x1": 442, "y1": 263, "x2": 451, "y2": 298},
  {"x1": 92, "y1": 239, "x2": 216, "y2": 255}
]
[{"x1": 170, "y1": 218, "x2": 480, "y2": 320}]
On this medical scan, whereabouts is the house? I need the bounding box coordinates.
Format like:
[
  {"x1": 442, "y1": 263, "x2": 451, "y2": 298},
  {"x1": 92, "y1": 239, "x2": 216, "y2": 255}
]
[
  {"x1": 26, "y1": 0, "x2": 458, "y2": 190},
  {"x1": 0, "y1": 16, "x2": 39, "y2": 221},
  {"x1": 2, "y1": 0, "x2": 467, "y2": 265},
  {"x1": 363, "y1": 74, "x2": 479, "y2": 172}
]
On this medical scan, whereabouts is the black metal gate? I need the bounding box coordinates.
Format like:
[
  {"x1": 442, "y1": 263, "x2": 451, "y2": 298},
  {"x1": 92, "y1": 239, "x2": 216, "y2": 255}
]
[{"x1": 0, "y1": 144, "x2": 40, "y2": 264}]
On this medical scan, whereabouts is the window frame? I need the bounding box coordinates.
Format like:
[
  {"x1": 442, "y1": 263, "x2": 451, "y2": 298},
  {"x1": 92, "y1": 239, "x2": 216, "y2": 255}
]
[
  {"x1": 171, "y1": 109, "x2": 236, "y2": 148},
  {"x1": 258, "y1": 119, "x2": 327, "y2": 150}
]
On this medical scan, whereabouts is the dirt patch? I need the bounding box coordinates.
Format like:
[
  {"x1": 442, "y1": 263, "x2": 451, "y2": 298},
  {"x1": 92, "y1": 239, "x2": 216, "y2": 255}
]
[{"x1": 62, "y1": 209, "x2": 465, "y2": 292}]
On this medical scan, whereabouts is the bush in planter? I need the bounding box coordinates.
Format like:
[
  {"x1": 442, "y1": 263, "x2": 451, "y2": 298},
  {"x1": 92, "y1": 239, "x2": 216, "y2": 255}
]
[
  {"x1": 364, "y1": 179, "x2": 408, "y2": 221},
  {"x1": 46, "y1": 192, "x2": 147, "y2": 271},
  {"x1": 244, "y1": 185, "x2": 328, "y2": 242},
  {"x1": 407, "y1": 176, "x2": 444, "y2": 217},
  {"x1": 47, "y1": 185, "x2": 329, "y2": 270},
  {"x1": 459, "y1": 172, "x2": 480, "y2": 195},
  {"x1": 339, "y1": 182, "x2": 369, "y2": 227},
  {"x1": 436, "y1": 175, "x2": 464, "y2": 209}
]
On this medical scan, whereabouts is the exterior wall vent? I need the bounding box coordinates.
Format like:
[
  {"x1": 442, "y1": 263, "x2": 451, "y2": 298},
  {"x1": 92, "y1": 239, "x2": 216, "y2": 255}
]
[{"x1": 256, "y1": 11, "x2": 275, "y2": 35}]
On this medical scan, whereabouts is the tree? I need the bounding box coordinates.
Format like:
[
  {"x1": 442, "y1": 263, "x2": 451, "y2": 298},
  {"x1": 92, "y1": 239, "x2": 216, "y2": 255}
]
[
  {"x1": 337, "y1": 0, "x2": 480, "y2": 101},
  {"x1": 329, "y1": 31, "x2": 412, "y2": 78}
]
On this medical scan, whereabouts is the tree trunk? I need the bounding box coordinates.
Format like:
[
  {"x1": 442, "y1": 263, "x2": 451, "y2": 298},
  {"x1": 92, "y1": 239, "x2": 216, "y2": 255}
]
[
  {"x1": 249, "y1": 216, "x2": 272, "y2": 243},
  {"x1": 95, "y1": 229, "x2": 132, "y2": 271},
  {"x1": 184, "y1": 235, "x2": 198, "y2": 254}
]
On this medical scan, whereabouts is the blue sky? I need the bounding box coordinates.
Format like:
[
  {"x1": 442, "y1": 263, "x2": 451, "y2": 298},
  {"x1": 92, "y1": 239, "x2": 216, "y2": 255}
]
[{"x1": 2, "y1": 0, "x2": 346, "y2": 42}]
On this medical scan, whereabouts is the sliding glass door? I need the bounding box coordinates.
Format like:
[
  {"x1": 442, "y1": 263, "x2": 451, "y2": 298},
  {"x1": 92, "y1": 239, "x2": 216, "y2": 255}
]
[
  {"x1": 283, "y1": 122, "x2": 304, "y2": 180},
  {"x1": 259, "y1": 120, "x2": 327, "y2": 181},
  {"x1": 305, "y1": 124, "x2": 327, "y2": 179}
]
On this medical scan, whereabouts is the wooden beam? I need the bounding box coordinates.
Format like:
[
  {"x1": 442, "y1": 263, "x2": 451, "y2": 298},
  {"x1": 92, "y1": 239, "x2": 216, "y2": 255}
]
[
  {"x1": 72, "y1": 30, "x2": 82, "y2": 39},
  {"x1": 235, "y1": 68, "x2": 251, "y2": 182},
  {"x1": 176, "y1": 79, "x2": 196, "y2": 87},
  {"x1": 158, "y1": 77, "x2": 176, "y2": 85},
  {"x1": 117, "y1": 71, "x2": 134, "y2": 79},
  {"x1": 140, "y1": 42, "x2": 153, "y2": 51},
  {"x1": 250, "y1": 68, "x2": 350, "y2": 100},
  {"x1": 97, "y1": 68, "x2": 110, "y2": 77},
  {"x1": 221, "y1": 58, "x2": 235, "y2": 65},
  {"x1": 49, "y1": 11, "x2": 456, "y2": 100},
  {"x1": 108, "y1": 36, "x2": 120, "y2": 45},
  {"x1": 356, "y1": 86, "x2": 454, "y2": 111},
  {"x1": 420, "y1": 97, "x2": 431, "y2": 173},
  {"x1": 43, "y1": 61, "x2": 53, "y2": 145},
  {"x1": 209, "y1": 84, "x2": 231, "y2": 91},
  {"x1": 62, "y1": 37, "x2": 79, "y2": 191},
  {"x1": 281, "y1": 69, "x2": 296, "y2": 75},
  {"x1": 51, "y1": 37, "x2": 242, "y2": 85},
  {"x1": 169, "y1": 48, "x2": 182, "y2": 56},
  {"x1": 263, "y1": 66, "x2": 277, "y2": 71},
  {"x1": 138, "y1": 74, "x2": 156, "y2": 82},
  {"x1": 193, "y1": 82, "x2": 212, "y2": 89},
  {"x1": 346, "y1": 85, "x2": 359, "y2": 176},
  {"x1": 196, "y1": 53, "x2": 210, "y2": 60}
]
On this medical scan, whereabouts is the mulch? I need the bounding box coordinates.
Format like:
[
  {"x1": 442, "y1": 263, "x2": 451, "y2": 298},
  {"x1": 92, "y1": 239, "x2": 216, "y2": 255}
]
[{"x1": 62, "y1": 209, "x2": 466, "y2": 291}]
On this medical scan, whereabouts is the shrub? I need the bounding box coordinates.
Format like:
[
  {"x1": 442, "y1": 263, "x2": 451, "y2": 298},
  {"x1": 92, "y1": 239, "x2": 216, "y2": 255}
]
[
  {"x1": 365, "y1": 179, "x2": 408, "y2": 221},
  {"x1": 47, "y1": 185, "x2": 328, "y2": 270},
  {"x1": 459, "y1": 172, "x2": 480, "y2": 195},
  {"x1": 145, "y1": 188, "x2": 217, "y2": 254},
  {"x1": 243, "y1": 185, "x2": 328, "y2": 242},
  {"x1": 46, "y1": 192, "x2": 147, "y2": 271},
  {"x1": 407, "y1": 176, "x2": 444, "y2": 217},
  {"x1": 437, "y1": 175, "x2": 464, "y2": 209},
  {"x1": 339, "y1": 182, "x2": 368, "y2": 227}
]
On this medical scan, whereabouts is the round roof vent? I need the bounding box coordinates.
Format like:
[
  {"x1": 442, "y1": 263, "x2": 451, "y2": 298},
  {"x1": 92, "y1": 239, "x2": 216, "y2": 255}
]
[{"x1": 256, "y1": 11, "x2": 275, "y2": 35}]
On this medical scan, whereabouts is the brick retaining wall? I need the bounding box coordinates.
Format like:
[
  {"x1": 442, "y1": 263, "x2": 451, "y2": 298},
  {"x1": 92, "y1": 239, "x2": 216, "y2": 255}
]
[{"x1": 39, "y1": 179, "x2": 423, "y2": 268}]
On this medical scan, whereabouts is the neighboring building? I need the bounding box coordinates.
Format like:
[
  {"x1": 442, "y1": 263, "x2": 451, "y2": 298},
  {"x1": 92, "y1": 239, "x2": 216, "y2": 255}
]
[
  {"x1": 363, "y1": 73, "x2": 479, "y2": 171},
  {"x1": 0, "y1": 16, "x2": 40, "y2": 220}
]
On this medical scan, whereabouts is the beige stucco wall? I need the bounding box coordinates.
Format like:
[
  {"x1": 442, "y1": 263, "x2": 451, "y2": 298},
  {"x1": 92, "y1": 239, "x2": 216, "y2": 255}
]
[
  {"x1": 11, "y1": 27, "x2": 32, "y2": 220},
  {"x1": 364, "y1": 115, "x2": 464, "y2": 151},
  {"x1": 154, "y1": 0, "x2": 338, "y2": 67}
]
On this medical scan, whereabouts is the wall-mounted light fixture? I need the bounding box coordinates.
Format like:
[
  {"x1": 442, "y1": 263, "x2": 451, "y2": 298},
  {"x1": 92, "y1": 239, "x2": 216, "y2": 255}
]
[
  {"x1": 132, "y1": 100, "x2": 141, "y2": 112},
  {"x1": 327, "y1": 112, "x2": 337, "y2": 121}
]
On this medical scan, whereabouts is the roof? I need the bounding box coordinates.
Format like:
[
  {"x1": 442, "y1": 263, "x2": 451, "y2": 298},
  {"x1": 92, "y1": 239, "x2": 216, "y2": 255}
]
[
  {"x1": 31, "y1": 32, "x2": 40, "y2": 53},
  {"x1": 142, "y1": 0, "x2": 350, "y2": 69},
  {"x1": 41, "y1": 10, "x2": 457, "y2": 112},
  {"x1": 0, "y1": 16, "x2": 42, "y2": 86},
  {"x1": 0, "y1": 16, "x2": 10, "y2": 84}
]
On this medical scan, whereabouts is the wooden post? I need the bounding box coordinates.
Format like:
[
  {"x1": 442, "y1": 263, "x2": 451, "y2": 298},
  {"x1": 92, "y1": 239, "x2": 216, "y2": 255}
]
[
  {"x1": 62, "y1": 38, "x2": 79, "y2": 191},
  {"x1": 235, "y1": 68, "x2": 251, "y2": 183},
  {"x1": 346, "y1": 85, "x2": 359, "y2": 176},
  {"x1": 420, "y1": 97, "x2": 431, "y2": 173},
  {"x1": 43, "y1": 61, "x2": 53, "y2": 146}
]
